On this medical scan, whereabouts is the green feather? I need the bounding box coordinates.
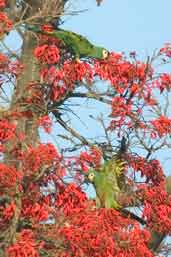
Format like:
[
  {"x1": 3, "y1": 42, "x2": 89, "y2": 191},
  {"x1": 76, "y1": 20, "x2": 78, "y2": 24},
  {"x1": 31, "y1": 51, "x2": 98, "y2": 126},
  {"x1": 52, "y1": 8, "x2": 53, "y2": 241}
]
[
  {"x1": 86, "y1": 157, "x2": 125, "y2": 210},
  {"x1": 26, "y1": 25, "x2": 109, "y2": 60}
]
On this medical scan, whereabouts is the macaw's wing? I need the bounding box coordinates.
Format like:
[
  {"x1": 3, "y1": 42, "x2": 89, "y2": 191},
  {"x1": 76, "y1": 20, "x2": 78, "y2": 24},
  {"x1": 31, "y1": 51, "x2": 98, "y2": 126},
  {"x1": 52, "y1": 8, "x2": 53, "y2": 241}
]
[
  {"x1": 97, "y1": 156, "x2": 126, "y2": 209},
  {"x1": 52, "y1": 30, "x2": 94, "y2": 58},
  {"x1": 101, "y1": 155, "x2": 125, "y2": 190},
  {"x1": 52, "y1": 29, "x2": 107, "y2": 59},
  {"x1": 94, "y1": 171, "x2": 121, "y2": 210}
]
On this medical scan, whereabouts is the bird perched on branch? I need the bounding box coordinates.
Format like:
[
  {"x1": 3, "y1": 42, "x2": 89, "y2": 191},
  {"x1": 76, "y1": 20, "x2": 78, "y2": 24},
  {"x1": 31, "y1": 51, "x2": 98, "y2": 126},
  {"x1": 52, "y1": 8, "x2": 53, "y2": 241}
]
[
  {"x1": 26, "y1": 24, "x2": 109, "y2": 61},
  {"x1": 85, "y1": 156, "x2": 125, "y2": 210}
]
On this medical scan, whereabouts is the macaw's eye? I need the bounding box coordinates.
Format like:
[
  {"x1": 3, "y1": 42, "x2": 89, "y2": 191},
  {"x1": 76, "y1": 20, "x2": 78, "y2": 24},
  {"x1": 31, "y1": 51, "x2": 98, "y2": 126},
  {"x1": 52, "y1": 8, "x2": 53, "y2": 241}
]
[
  {"x1": 102, "y1": 49, "x2": 109, "y2": 59},
  {"x1": 88, "y1": 173, "x2": 95, "y2": 181}
]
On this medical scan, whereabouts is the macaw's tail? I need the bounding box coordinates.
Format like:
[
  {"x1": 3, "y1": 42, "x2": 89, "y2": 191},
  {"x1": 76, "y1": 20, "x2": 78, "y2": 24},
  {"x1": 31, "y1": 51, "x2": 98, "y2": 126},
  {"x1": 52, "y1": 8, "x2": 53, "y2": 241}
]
[{"x1": 26, "y1": 24, "x2": 42, "y2": 33}]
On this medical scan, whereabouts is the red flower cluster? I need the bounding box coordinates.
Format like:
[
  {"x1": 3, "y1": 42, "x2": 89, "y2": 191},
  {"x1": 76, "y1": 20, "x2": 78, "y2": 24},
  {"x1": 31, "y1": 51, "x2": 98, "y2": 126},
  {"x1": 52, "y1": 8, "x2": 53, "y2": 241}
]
[
  {"x1": 160, "y1": 43, "x2": 171, "y2": 58},
  {"x1": 0, "y1": 55, "x2": 23, "y2": 86},
  {"x1": 60, "y1": 208, "x2": 153, "y2": 257},
  {"x1": 143, "y1": 185, "x2": 171, "y2": 234},
  {"x1": 95, "y1": 53, "x2": 153, "y2": 96},
  {"x1": 0, "y1": 0, "x2": 6, "y2": 8},
  {"x1": 157, "y1": 73, "x2": 171, "y2": 93},
  {"x1": 111, "y1": 96, "x2": 132, "y2": 118},
  {"x1": 37, "y1": 115, "x2": 52, "y2": 133},
  {"x1": 22, "y1": 143, "x2": 61, "y2": 176},
  {"x1": 56, "y1": 183, "x2": 87, "y2": 216},
  {"x1": 7, "y1": 230, "x2": 42, "y2": 257},
  {"x1": 8, "y1": 60, "x2": 23, "y2": 76},
  {"x1": 90, "y1": 146, "x2": 102, "y2": 168},
  {"x1": 0, "y1": 119, "x2": 16, "y2": 142},
  {"x1": 34, "y1": 44, "x2": 60, "y2": 64},
  {"x1": 128, "y1": 155, "x2": 164, "y2": 185},
  {"x1": 0, "y1": 12, "x2": 12, "y2": 35},
  {"x1": 41, "y1": 24, "x2": 54, "y2": 32},
  {"x1": 22, "y1": 202, "x2": 49, "y2": 222},
  {"x1": 79, "y1": 146, "x2": 102, "y2": 172},
  {"x1": 0, "y1": 52, "x2": 8, "y2": 64},
  {"x1": 62, "y1": 61, "x2": 94, "y2": 85},
  {"x1": 40, "y1": 61, "x2": 94, "y2": 101},
  {"x1": 22, "y1": 82, "x2": 44, "y2": 109},
  {"x1": 150, "y1": 115, "x2": 171, "y2": 138},
  {"x1": 3, "y1": 201, "x2": 15, "y2": 221},
  {"x1": 0, "y1": 163, "x2": 22, "y2": 190}
]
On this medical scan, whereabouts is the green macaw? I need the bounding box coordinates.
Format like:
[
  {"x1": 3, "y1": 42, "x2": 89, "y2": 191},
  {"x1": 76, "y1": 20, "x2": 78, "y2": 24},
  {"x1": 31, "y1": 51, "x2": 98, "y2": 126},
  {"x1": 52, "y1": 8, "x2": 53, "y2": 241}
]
[
  {"x1": 26, "y1": 24, "x2": 109, "y2": 61},
  {"x1": 85, "y1": 156, "x2": 125, "y2": 210}
]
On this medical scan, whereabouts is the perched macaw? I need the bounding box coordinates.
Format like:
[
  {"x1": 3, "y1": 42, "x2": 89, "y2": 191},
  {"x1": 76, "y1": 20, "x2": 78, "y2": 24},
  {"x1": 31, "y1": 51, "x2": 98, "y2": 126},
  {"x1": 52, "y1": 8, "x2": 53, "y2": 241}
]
[
  {"x1": 26, "y1": 24, "x2": 109, "y2": 60},
  {"x1": 85, "y1": 156, "x2": 125, "y2": 210}
]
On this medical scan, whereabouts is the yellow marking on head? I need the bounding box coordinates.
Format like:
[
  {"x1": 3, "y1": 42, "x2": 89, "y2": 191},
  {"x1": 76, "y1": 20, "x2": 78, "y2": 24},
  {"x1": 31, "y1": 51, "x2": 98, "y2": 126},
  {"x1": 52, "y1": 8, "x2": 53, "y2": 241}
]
[
  {"x1": 88, "y1": 172, "x2": 95, "y2": 182},
  {"x1": 102, "y1": 49, "x2": 109, "y2": 59}
]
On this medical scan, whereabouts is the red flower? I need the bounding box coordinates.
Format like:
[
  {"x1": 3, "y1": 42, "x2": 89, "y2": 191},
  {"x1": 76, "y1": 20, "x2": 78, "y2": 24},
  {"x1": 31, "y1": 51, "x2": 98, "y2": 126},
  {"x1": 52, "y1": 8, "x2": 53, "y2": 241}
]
[
  {"x1": 143, "y1": 185, "x2": 171, "y2": 234},
  {"x1": 34, "y1": 44, "x2": 60, "y2": 64},
  {"x1": 41, "y1": 24, "x2": 54, "y2": 32},
  {"x1": 0, "y1": 164, "x2": 22, "y2": 189},
  {"x1": 22, "y1": 143, "x2": 62, "y2": 176},
  {"x1": 8, "y1": 60, "x2": 23, "y2": 76},
  {"x1": 0, "y1": 12, "x2": 12, "y2": 35},
  {"x1": 79, "y1": 146, "x2": 102, "y2": 172},
  {"x1": 0, "y1": 0, "x2": 6, "y2": 8},
  {"x1": 22, "y1": 202, "x2": 49, "y2": 222},
  {"x1": 158, "y1": 73, "x2": 171, "y2": 93},
  {"x1": 37, "y1": 115, "x2": 52, "y2": 133},
  {"x1": 0, "y1": 119, "x2": 16, "y2": 142},
  {"x1": 0, "y1": 53, "x2": 8, "y2": 63},
  {"x1": 111, "y1": 96, "x2": 132, "y2": 118},
  {"x1": 160, "y1": 43, "x2": 171, "y2": 58},
  {"x1": 56, "y1": 183, "x2": 87, "y2": 216},
  {"x1": 3, "y1": 201, "x2": 15, "y2": 220},
  {"x1": 60, "y1": 208, "x2": 153, "y2": 257},
  {"x1": 6, "y1": 230, "x2": 42, "y2": 257},
  {"x1": 150, "y1": 115, "x2": 171, "y2": 137},
  {"x1": 128, "y1": 155, "x2": 164, "y2": 185}
]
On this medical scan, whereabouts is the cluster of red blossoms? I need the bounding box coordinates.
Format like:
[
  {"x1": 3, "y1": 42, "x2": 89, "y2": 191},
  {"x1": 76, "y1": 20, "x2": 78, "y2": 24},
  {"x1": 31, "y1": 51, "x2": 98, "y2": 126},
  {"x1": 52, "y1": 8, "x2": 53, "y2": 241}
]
[
  {"x1": 20, "y1": 143, "x2": 62, "y2": 176},
  {"x1": 21, "y1": 202, "x2": 49, "y2": 222},
  {"x1": 150, "y1": 115, "x2": 171, "y2": 138},
  {"x1": 59, "y1": 207, "x2": 153, "y2": 257},
  {"x1": 7, "y1": 230, "x2": 43, "y2": 257},
  {"x1": 79, "y1": 146, "x2": 102, "y2": 172},
  {"x1": 0, "y1": 0, "x2": 5, "y2": 8},
  {"x1": 38, "y1": 61, "x2": 94, "y2": 101},
  {"x1": 55, "y1": 183, "x2": 88, "y2": 216},
  {"x1": 159, "y1": 43, "x2": 171, "y2": 58},
  {"x1": 143, "y1": 185, "x2": 171, "y2": 234},
  {"x1": 128, "y1": 155, "x2": 165, "y2": 185},
  {"x1": 0, "y1": 163, "x2": 22, "y2": 190},
  {"x1": 37, "y1": 115, "x2": 52, "y2": 133},
  {"x1": 0, "y1": 12, "x2": 12, "y2": 35},
  {"x1": 0, "y1": 119, "x2": 16, "y2": 143},
  {"x1": 34, "y1": 44, "x2": 60, "y2": 65}
]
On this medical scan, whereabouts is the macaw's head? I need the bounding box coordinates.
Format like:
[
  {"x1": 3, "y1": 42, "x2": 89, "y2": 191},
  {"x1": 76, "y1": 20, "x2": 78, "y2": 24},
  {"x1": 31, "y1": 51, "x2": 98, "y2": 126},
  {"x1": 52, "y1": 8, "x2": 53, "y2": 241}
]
[
  {"x1": 91, "y1": 47, "x2": 109, "y2": 60},
  {"x1": 102, "y1": 48, "x2": 109, "y2": 59},
  {"x1": 84, "y1": 169, "x2": 99, "y2": 183}
]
